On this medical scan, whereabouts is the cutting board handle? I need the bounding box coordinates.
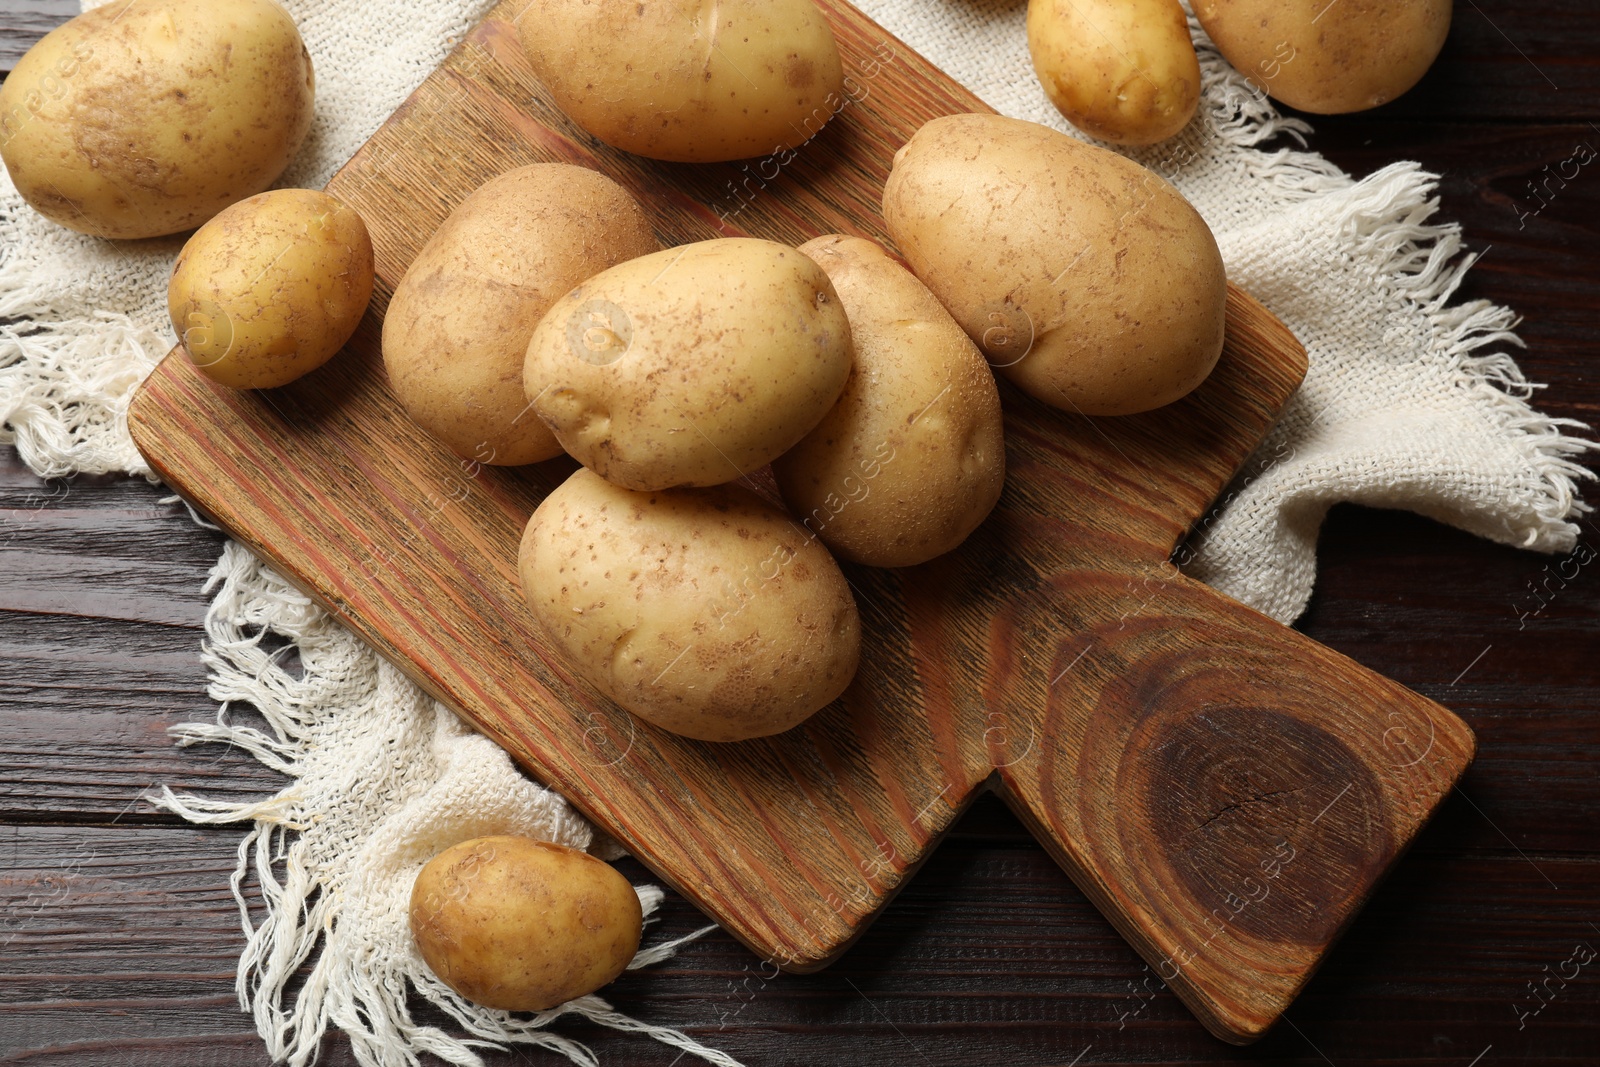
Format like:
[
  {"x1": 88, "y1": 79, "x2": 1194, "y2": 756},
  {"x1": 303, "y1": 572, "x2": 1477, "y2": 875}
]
[{"x1": 995, "y1": 569, "x2": 1474, "y2": 1042}]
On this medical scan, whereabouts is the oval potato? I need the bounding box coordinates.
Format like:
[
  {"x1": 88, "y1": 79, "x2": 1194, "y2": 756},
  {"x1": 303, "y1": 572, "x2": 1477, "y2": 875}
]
[
  {"x1": 384, "y1": 165, "x2": 659, "y2": 466},
  {"x1": 882, "y1": 113, "x2": 1226, "y2": 417},
  {"x1": 410, "y1": 835, "x2": 641, "y2": 1011},
  {"x1": 168, "y1": 189, "x2": 373, "y2": 390},
  {"x1": 1027, "y1": 0, "x2": 1200, "y2": 145},
  {"x1": 516, "y1": 0, "x2": 845, "y2": 163},
  {"x1": 526, "y1": 238, "x2": 852, "y2": 491},
  {"x1": 0, "y1": 0, "x2": 314, "y2": 239},
  {"x1": 1194, "y1": 0, "x2": 1451, "y2": 114},
  {"x1": 518, "y1": 469, "x2": 861, "y2": 742},
  {"x1": 775, "y1": 235, "x2": 1005, "y2": 567}
]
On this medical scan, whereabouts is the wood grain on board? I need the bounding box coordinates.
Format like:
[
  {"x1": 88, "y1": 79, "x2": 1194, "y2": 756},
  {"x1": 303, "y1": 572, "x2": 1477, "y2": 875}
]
[{"x1": 125, "y1": 0, "x2": 1476, "y2": 1044}]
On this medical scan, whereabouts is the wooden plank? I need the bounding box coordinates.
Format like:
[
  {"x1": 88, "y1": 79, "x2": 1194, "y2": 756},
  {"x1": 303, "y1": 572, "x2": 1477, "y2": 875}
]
[
  {"x1": 0, "y1": 611, "x2": 288, "y2": 819},
  {"x1": 0, "y1": 452, "x2": 226, "y2": 627},
  {"x1": 0, "y1": 452, "x2": 279, "y2": 818},
  {"x1": 0, "y1": 0, "x2": 72, "y2": 73},
  {"x1": 2, "y1": 821, "x2": 1597, "y2": 1066}
]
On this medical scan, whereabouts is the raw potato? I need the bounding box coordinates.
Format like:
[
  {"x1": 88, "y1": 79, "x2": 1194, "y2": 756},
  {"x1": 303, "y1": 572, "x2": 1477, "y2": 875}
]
[
  {"x1": 1194, "y1": 0, "x2": 1451, "y2": 114},
  {"x1": 515, "y1": 0, "x2": 845, "y2": 162},
  {"x1": 882, "y1": 114, "x2": 1226, "y2": 417},
  {"x1": 775, "y1": 235, "x2": 1005, "y2": 567},
  {"x1": 518, "y1": 469, "x2": 861, "y2": 742},
  {"x1": 526, "y1": 238, "x2": 852, "y2": 491},
  {"x1": 1027, "y1": 0, "x2": 1200, "y2": 145},
  {"x1": 0, "y1": 0, "x2": 314, "y2": 239},
  {"x1": 410, "y1": 835, "x2": 641, "y2": 1011},
  {"x1": 168, "y1": 189, "x2": 373, "y2": 390},
  {"x1": 384, "y1": 165, "x2": 659, "y2": 466}
]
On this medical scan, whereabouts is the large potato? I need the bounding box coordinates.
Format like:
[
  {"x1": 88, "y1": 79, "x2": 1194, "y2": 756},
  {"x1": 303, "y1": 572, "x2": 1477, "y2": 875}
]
[
  {"x1": 525, "y1": 238, "x2": 852, "y2": 491},
  {"x1": 518, "y1": 469, "x2": 860, "y2": 742},
  {"x1": 1027, "y1": 0, "x2": 1200, "y2": 145},
  {"x1": 515, "y1": 0, "x2": 844, "y2": 162},
  {"x1": 384, "y1": 165, "x2": 659, "y2": 467},
  {"x1": 883, "y1": 114, "x2": 1226, "y2": 417},
  {"x1": 775, "y1": 235, "x2": 1005, "y2": 568},
  {"x1": 410, "y1": 835, "x2": 641, "y2": 1011},
  {"x1": 168, "y1": 189, "x2": 373, "y2": 390},
  {"x1": 1194, "y1": 0, "x2": 1451, "y2": 114},
  {"x1": 0, "y1": 0, "x2": 314, "y2": 239}
]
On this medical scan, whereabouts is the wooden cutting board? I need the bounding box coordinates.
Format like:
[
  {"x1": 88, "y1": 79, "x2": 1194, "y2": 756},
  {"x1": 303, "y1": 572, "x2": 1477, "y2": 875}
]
[{"x1": 127, "y1": 0, "x2": 1475, "y2": 1044}]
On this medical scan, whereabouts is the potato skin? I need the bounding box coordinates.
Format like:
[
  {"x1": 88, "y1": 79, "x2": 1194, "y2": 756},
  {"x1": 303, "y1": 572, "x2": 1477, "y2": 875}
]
[
  {"x1": 1027, "y1": 0, "x2": 1200, "y2": 145},
  {"x1": 0, "y1": 0, "x2": 314, "y2": 239},
  {"x1": 775, "y1": 235, "x2": 1005, "y2": 567},
  {"x1": 384, "y1": 165, "x2": 659, "y2": 467},
  {"x1": 526, "y1": 238, "x2": 852, "y2": 491},
  {"x1": 882, "y1": 113, "x2": 1226, "y2": 417},
  {"x1": 516, "y1": 0, "x2": 844, "y2": 163},
  {"x1": 167, "y1": 189, "x2": 373, "y2": 390},
  {"x1": 409, "y1": 835, "x2": 642, "y2": 1012},
  {"x1": 1194, "y1": 0, "x2": 1451, "y2": 114},
  {"x1": 518, "y1": 469, "x2": 861, "y2": 743}
]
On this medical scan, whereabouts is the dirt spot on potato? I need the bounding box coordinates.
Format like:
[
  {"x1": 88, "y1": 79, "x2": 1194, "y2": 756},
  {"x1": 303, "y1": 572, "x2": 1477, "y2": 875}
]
[{"x1": 785, "y1": 56, "x2": 816, "y2": 89}]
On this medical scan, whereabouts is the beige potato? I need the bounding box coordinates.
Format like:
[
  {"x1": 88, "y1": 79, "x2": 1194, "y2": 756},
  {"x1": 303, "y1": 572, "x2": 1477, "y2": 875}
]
[
  {"x1": 525, "y1": 238, "x2": 852, "y2": 491},
  {"x1": 167, "y1": 189, "x2": 373, "y2": 390},
  {"x1": 774, "y1": 235, "x2": 1005, "y2": 568},
  {"x1": 1194, "y1": 0, "x2": 1451, "y2": 114},
  {"x1": 518, "y1": 469, "x2": 860, "y2": 742},
  {"x1": 1027, "y1": 0, "x2": 1200, "y2": 145},
  {"x1": 0, "y1": 0, "x2": 314, "y2": 239},
  {"x1": 882, "y1": 113, "x2": 1226, "y2": 417},
  {"x1": 515, "y1": 0, "x2": 845, "y2": 162},
  {"x1": 383, "y1": 165, "x2": 659, "y2": 466},
  {"x1": 410, "y1": 835, "x2": 641, "y2": 1011}
]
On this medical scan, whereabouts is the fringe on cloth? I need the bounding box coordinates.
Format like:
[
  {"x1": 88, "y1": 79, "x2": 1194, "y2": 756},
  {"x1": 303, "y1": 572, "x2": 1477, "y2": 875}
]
[
  {"x1": 1190, "y1": 15, "x2": 1595, "y2": 546},
  {"x1": 0, "y1": 306, "x2": 165, "y2": 480},
  {"x1": 1361, "y1": 165, "x2": 1594, "y2": 543},
  {"x1": 148, "y1": 542, "x2": 743, "y2": 1067}
]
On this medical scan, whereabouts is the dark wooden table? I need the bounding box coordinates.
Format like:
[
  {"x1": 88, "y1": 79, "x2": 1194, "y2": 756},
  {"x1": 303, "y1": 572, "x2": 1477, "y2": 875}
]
[{"x1": 3, "y1": 3, "x2": 1597, "y2": 1065}]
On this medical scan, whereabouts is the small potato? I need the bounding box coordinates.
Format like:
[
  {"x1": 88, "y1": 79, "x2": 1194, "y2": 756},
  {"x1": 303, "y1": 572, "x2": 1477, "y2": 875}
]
[
  {"x1": 775, "y1": 235, "x2": 1005, "y2": 567},
  {"x1": 516, "y1": 0, "x2": 845, "y2": 162},
  {"x1": 0, "y1": 0, "x2": 314, "y2": 239},
  {"x1": 1027, "y1": 0, "x2": 1200, "y2": 145},
  {"x1": 1194, "y1": 0, "x2": 1451, "y2": 114},
  {"x1": 883, "y1": 114, "x2": 1226, "y2": 417},
  {"x1": 518, "y1": 469, "x2": 860, "y2": 742},
  {"x1": 410, "y1": 835, "x2": 641, "y2": 1012},
  {"x1": 168, "y1": 189, "x2": 373, "y2": 390},
  {"x1": 384, "y1": 165, "x2": 659, "y2": 466},
  {"x1": 525, "y1": 238, "x2": 852, "y2": 491}
]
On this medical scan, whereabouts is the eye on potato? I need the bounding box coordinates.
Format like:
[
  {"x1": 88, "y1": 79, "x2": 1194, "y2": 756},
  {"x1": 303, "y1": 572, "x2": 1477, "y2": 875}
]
[
  {"x1": 518, "y1": 469, "x2": 861, "y2": 743},
  {"x1": 883, "y1": 113, "x2": 1226, "y2": 417},
  {"x1": 515, "y1": 0, "x2": 845, "y2": 163},
  {"x1": 525, "y1": 238, "x2": 853, "y2": 491},
  {"x1": 775, "y1": 235, "x2": 1006, "y2": 568},
  {"x1": 1027, "y1": 0, "x2": 1200, "y2": 145},
  {"x1": 384, "y1": 164, "x2": 660, "y2": 467},
  {"x1": 0, "y1": 0, "x2": 315, "y2": 239},
  {"x1": 1194, "y1": 0, "x2": 1451, "y2": 114},
  {"x1": 410, "y1": 835, "x2": 642, "y2": 1012},
  {"x1": 167, "y1": 189, "x2": 373, "y2": 390}
]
